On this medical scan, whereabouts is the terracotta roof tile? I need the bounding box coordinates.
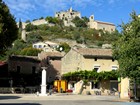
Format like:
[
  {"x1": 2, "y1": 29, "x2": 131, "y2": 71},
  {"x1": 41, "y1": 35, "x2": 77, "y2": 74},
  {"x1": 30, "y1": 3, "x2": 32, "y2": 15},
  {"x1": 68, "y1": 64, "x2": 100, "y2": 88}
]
[
  {"x1": 44, "y1": 52, "x2": 63, "y2": 57},
  {"x1": 76, "y1": 48, "x2": 112, "y2": 57},
  {"x1": 95, "y1": 20, "x2": 115, "y2": 26}
]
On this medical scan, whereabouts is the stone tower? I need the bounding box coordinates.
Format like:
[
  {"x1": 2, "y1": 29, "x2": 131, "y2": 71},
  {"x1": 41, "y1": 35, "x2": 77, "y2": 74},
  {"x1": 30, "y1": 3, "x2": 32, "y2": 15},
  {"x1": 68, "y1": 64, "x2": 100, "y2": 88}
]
[
  {"x1": 21, "y1": 29, "x2": 26, "y2": 42},
  {"x1": 89, "y1": 15, "x2": 94, "y2": 22},
  {"x1": 69, "y1": 7, "x2": 72, "y2": 12}
]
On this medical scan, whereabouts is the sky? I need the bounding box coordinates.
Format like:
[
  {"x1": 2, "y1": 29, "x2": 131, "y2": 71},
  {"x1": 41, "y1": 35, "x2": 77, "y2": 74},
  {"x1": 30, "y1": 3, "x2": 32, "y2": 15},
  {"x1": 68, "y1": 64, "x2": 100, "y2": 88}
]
[{"x1": 3, "y1": 0, "x2": 140, "y2": 29}]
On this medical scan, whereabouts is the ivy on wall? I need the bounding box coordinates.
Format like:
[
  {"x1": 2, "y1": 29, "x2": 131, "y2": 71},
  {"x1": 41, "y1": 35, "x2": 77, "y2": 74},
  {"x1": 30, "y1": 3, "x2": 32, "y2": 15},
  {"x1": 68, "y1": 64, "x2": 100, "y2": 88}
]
[{"x1": 62, "y1": 70, "x2": 119, "y2": 82}]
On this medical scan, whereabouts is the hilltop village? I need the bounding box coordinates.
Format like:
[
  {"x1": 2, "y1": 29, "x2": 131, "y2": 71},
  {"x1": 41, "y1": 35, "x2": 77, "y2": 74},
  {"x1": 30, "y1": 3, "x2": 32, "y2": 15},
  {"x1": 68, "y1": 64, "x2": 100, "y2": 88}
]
[{"x1": 1, "y1": 7, "x2": 139, "y2": 99}]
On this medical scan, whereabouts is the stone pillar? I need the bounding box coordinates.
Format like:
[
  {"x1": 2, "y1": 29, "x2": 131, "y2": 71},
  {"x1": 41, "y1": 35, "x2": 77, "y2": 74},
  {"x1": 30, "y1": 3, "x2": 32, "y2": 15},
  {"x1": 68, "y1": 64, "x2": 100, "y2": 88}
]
[
  {"x1": 21, "y1": 29, "x2": 26, "y2": 41},
  {"x1": 120, "y1": 78, "x2": 130, "y2": 99},
  {"x1": 40, "y1": 67, "x2": 48, "y2": 96}
]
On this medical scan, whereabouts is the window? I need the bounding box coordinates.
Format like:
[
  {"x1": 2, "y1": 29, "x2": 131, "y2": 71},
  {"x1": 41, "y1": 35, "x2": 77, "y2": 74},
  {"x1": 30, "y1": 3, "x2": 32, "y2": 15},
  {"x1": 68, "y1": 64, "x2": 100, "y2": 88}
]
[
  {"x1": 112, "y1": 58, "x2": 115, "y2": 62},
  {"x1": 17, "y1": 66, "x2": 20, "y2": 73},
  {"x1": 91, "y1": 81, "x2": 99, "y2": 89},
  {"x1": 34, "y1": 45, "x2": 37, "y2": 48},
  {"x1": 93, "y1": 66, "x2": 100, "y2": 72},
  {"x1": 38, "y1": 45, "x2": 42, "y2": 48},
  {"x1": 94, "y1": 58, "x2": 97, "y2": 61},
  {"x1": 110, "y1": 80, "x2": 118, "y2": 91},
  {"x1": 112, "y1": 66, "x2": 118, "y2": 71}
]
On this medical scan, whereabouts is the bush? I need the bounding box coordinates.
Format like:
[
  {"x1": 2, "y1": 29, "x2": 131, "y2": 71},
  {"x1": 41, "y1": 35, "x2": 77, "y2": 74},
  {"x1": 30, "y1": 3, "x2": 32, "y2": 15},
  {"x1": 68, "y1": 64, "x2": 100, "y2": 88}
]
[{"x1": 20, "y1": 47, "x2": 42, "y2": 56}]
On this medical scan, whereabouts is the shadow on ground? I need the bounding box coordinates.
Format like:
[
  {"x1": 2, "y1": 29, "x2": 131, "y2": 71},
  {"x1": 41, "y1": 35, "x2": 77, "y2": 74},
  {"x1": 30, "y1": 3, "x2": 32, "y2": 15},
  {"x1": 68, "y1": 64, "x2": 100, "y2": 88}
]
[
  {"x1": 0, "y1": 96, "x2": 21, "y2": 100},
  {"x1": 0, "y1": 103, "x2": 41, "y2": 105}
]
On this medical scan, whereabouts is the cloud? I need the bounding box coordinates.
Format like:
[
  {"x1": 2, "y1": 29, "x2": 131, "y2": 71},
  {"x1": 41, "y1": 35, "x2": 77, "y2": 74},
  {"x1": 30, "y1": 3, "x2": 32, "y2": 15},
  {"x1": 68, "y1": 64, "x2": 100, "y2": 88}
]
[
  {"x1": 3, "y1": 0, "x2": 136, "y2": 22},
  {"x1": 4, "y1": 0, "x2": 36, "y2": 21}
]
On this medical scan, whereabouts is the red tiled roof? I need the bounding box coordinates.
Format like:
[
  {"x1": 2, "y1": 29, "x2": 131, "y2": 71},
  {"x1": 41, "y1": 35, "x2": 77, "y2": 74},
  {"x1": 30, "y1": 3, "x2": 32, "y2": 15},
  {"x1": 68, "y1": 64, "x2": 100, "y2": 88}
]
[
  {"x1": 95, "y1": 21, "x2": 115, "y2": 26},
  {"x1": 76, "y1": 48, "x2": 112, "y2": 57}
]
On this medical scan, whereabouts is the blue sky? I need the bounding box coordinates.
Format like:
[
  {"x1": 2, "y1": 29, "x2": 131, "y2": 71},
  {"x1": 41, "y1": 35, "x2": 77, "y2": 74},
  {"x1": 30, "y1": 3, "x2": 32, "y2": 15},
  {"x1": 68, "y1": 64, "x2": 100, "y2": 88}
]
[{"x1": 3, "y1": 0, "x2": 140, "y2": 29}]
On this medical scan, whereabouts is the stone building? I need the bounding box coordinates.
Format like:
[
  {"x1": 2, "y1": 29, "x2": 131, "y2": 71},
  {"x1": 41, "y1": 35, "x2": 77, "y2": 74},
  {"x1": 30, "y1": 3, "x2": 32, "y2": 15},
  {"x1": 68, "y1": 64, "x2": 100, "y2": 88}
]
[
  {"x1": 62, "y1": 48, "x2": 119, "y2": 95},
  {"x1": 62, "y1": 48, "x2": 118, "y2": 74},
  {"x1": 88, "y1": 15, "x2": 115, "y2": 32},
  {"x1": 55, "y1": 7, "x2": 81, "y2": 26},
  {"x1": 17, "y1": 19, "x2": 54, "y2": 41},
  {"x1": 8, "y1": 55, "x2": 41, "y2": 74},
  {"x1": 32, "y1": 41, "x2": 58, "y2": 52},
  {"x1": 38, "y1": 51, "x2": 63, "y2": 82},
  {"x1": 8, "y1": 51, "x2": 63, "y2": 83}
]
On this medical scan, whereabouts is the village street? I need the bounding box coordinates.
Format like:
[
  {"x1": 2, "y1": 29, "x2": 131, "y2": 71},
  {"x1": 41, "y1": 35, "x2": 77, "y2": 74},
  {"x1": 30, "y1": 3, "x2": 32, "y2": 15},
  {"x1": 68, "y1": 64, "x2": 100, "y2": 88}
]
[{"x1": 0, "y1": 94, "x2": 139, "y2": 105}]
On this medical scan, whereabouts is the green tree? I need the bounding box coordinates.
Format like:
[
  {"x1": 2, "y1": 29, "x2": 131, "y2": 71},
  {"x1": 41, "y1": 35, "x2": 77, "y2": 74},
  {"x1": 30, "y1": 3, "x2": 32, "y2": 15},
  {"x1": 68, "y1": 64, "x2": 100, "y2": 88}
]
[
  {"x1": 56, "y1": 42, "x2": 71, "y2": 53},
  {"x1": 82, "y1": 16, "x2": 89, "y2": 22},
  {"x1": 45, "y1": 16, "x2": 63, "y2": 28},
  {"x1": 113, "y1": 11, "x2": 140, "y2": 99},
  {"x1": 10, "y1": 39, "x2": 27, "y2": 54},
  {"x1": 26, "y1": 32, "x2": 43, "y2": 44},
  {"x1": 18, "y1": 19, "x2": 22, "y2": 39},
  {"x1": 2, "y1": 39, "x2": 27, "y2": 60},
  {"x1": 0, "y1": 0, "x2": 18, "y2": 54},
  {"x1": 20, "y1": 47, "x2": 42, "y2": 56},
  {"x1": 45, "y1": 16, "x2": 58, "y2": 24},
  {"x1": 25, "y1": 20, "x2": 30, "y2": 23},
  {"x1": 25, "y1": 23, "x2": 38, "y2": 32},
  {"x1": 72, "y1": 16, "x2": 87, "y2": 27}
]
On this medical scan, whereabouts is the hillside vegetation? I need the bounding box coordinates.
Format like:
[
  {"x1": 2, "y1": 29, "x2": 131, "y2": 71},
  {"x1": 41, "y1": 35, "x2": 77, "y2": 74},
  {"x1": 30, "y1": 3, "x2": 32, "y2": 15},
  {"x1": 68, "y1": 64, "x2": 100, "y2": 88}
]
[{"x1": 25, "y1": 20, "x2": 120, "y2": 48}]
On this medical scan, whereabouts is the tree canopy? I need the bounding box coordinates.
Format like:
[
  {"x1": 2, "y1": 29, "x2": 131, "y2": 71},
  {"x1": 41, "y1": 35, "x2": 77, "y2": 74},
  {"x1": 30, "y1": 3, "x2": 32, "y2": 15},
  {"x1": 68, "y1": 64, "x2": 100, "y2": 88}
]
[
  {"x1": 113, "y1": 11, "x2": 140, "y2": 82},
  {"x1": 0, "y1": 0, "x2": 18, "y2": 53},
  {"x1": 20, "y1": 47, "x2": 42, "y2": 56},
  {"x1": 26, "y1": 32, "x2": 43, "y2": 44},
  {"x1": 72, "y1": 16, "x2": 87, "y2": 27}
]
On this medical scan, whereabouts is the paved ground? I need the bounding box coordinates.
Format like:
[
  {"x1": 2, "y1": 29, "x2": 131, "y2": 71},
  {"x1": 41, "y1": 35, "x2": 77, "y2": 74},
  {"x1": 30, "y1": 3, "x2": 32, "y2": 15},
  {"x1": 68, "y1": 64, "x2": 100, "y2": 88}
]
[{"x1": 0, "y1": 93, "x2": 139, "y2": 105}]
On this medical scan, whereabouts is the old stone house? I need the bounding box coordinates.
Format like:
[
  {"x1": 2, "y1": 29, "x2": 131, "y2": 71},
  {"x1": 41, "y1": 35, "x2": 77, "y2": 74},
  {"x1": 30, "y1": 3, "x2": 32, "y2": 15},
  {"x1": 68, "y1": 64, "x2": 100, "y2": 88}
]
[
  {"x1": 55, "y1": 7, "x2": 81, "y2": 27},
  {"x1": 38, "y1": 51, "x2": 63, "y2": 82},
  {"x1": 32, "y1": 41, "x2": 58, "y2": 52},
  {"x1": 62, "y1": 48, "x2": 119, "y2": 95},
  {"x1": 88, "y1": 15, "x2": 115, "y2": 33},
  {"x1": 8, "y1": 51, "x2": 63, "y2": 85}
]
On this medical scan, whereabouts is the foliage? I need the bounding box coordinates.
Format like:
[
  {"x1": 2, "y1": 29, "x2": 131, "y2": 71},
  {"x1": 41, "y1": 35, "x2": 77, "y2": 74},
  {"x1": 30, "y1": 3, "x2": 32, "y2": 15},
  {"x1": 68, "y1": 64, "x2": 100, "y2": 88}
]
[
  {"x1": 0, "y1": 39, "x2": 27, "y2": 60},
  {"x1": 82, "y1": 16, "x2": 89, "y2": 22},
  {"x1": 46, "y1": 16, "x2": 59, "y2": 24},
  {"x1": 39, "y1": 17, "x2": 44, "y2": 20},
  {"x1": 62, "y1": 70, "x2": 119, "y2": 82},
  {"x1": 20, "y1": 47, "x2": 42, "y2": 56},
  {"x1": 72, "y1": 16, "x2": 87, "y2": 27},
  {"x1": 26, "y1": 32, "x2": 43, "y2": 44},
  {"x1": 23, "y1": 23, "x2": 119, "y2": 46},
  {"x1": 8, "y1": 39, "x2": 27, "y2": 54},
  {"x1": 18, "y1": 19, "x2": 22, "y2": 39},
  {"x1": 113, "y1": 11, "x2": 140, "y2": 82},
  {"x1": 0, "y1": 0, "x2": 18, "y2": 54},
  {"x1": 25, "y1": 20, "x2": 30, "y2": 23},
  {"x1": 56, "y1": 42, "x2": 71, "y2": 53},
  {"x1": 25, "y1": 23, "x2": 38, "y2": 32}
]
